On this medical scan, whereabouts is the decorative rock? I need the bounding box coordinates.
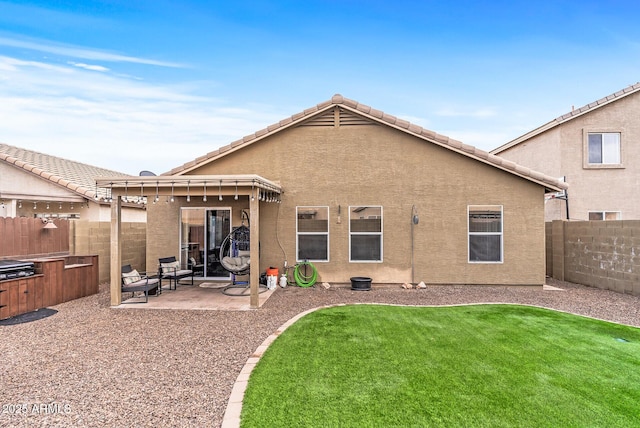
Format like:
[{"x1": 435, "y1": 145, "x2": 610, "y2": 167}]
[
  {"x1": 401, "y1": 283, "x2": 413, "y2": 289},
  {"x1": 416, "y1": 281, "x2": 427, "y2": 289},
  {"x1": 321, "y1": 282, "x2": 331, "y2": 289}
]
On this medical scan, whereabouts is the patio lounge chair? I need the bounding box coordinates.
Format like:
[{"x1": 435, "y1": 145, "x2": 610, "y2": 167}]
[
  {"x1": 121, "y1": 264, "x2": 160, "y2": 303},
  {"x1": 158, "y1": 256, "x2": 194, "y2": 290}
]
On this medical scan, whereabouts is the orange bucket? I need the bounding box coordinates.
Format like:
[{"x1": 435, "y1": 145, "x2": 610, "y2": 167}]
[{"x1": 266, "y1": 267, "x2": 279, "y2": 277}]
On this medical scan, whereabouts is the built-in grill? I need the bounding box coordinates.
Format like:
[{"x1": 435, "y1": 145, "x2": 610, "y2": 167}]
[{"x1": 0, "y1": 260, "x2": 35, "y2": 281}]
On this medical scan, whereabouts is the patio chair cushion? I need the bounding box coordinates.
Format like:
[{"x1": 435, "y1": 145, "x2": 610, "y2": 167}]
[
  {"x1": 171, "y1": 269, "x2": 193, "y2": 277},
  {"x1": 223, "y1": 257, "x2": 250, "y2": 267},
  {"x1": 160, "y1": 260, "x2": 181, "y2": 274},
  {"x1": 222, "y1": 256, "x2": 250, "y2": 271},
  {"x1": 127, "y1": 277, "x2": 160, "y2": 287},
  {"x1": 122, "y1": 269, "x2": 142, "y2": 285}
]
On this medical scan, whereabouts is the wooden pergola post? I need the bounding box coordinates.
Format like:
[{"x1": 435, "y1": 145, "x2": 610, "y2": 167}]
[
  {"x1": 249, "y1": 186, "x2": 260, "y2": 309},
  {"x1": 110, "y1": 194, "x2": 122, "y2": 306}
]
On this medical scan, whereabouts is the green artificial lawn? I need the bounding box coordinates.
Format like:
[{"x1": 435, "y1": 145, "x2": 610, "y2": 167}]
[{"x1": 241, "y1": 304, "x2": 640, "y2": 427}]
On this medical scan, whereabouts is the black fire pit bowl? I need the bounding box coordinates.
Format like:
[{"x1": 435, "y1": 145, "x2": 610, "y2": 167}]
[{"x1": 350, "y1": 276, "x2": 372, "y2": 291}]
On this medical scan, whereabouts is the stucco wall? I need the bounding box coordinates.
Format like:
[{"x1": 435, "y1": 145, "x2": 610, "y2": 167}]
[
  {"x1": 147, "y1": 122, "x2": 547, "y2": 285},
  {"x1": 546, "y1": 220, "x2": 640, "y2": 295},
  {"x1": 498, "y1": 92, "x2": 640, "y2": 220},
  {"x1": 73, "y1": 221, "x2": 146, "y2": 283}
]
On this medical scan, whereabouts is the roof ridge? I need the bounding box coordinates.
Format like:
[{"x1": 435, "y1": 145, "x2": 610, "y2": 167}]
[
  {"x1": 165, "y1": 95, "x2": 566, "y2": 192},
  {"x1": 554, "y1": 81, "x2": 640, "y2": 122},
  {"x1": 492, "y1": 81, "x2": 640, "y2": 154}
]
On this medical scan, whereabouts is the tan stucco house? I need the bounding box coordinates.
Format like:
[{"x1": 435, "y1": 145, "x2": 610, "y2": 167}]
[
  {"x1": 491, "y1": 82, "x2": 640, "y2": 221},
  {"x1": 99, "y1": 95, "x2": 565, "y2": 307}
]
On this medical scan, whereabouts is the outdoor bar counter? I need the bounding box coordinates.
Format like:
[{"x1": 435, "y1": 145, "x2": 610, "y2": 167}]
[{"x1": 0, "y1": 255, "x2": 98, "y2": 320}]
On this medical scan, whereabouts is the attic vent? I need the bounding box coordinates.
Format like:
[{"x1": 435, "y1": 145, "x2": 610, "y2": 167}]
[
  {"x1": 338, "y1": 107, "x2": 375, "y2": 126},
  {"x1": 300, "y1": 107, "x2": 377, "y2": 127}
]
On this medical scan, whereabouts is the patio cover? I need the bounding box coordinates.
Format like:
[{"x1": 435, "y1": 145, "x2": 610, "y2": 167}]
[{"x1": 96, "y1": 175, "x2": 282, "y2": 309}]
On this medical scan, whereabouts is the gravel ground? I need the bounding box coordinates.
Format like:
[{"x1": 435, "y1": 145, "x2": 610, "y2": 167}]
[{"x1": 1, "y1": 278, "x2": 639, "y2": 427}]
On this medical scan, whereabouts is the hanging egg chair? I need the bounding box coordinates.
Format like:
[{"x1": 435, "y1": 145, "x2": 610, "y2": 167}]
[{"x1": 219, "y1": 214, "x2": 267, "y2": 296}]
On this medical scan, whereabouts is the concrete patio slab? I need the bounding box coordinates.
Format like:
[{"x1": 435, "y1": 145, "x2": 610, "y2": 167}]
[{"x1": 115, "y1": 281, "x2": 276, "y2": 311}]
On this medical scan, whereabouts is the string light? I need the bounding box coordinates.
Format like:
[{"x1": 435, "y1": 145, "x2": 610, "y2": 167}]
[
  {"x1": 170, "y1": 181, "x2": 175, "y2": 203},
  {"x1": 186, "y1": 180, "x2": 190, "y2": 202},
  {"x1": 218, "y1": 180, "x2": 223, "y2": 201},
  {"x1": 203, "y1": 181, "x2": 207, "y2": 202},
  {"x1": 234, "y1": 180, "x2": 239, "y2": 200}
]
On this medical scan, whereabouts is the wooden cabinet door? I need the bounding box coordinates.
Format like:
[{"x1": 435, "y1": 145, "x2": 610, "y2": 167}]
[
  {"x1": 18, "y1": 279, "x2": 37, "y2": 314},
  {"x1": 34, "y1": 275, "x2": 44, "y2": 309},
  {"x1": 0, "y1": 281, "x2": 19, "y2": 319}
]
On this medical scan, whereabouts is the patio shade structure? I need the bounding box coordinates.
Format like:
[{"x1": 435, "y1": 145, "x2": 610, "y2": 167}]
[{"x1": 96, "y1": 175, "x2": 282, "y2": 308}]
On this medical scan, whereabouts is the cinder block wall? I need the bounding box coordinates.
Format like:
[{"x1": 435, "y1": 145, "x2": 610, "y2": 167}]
[
  {"x1": 547, "y1": 220, "x2": 640, "y2": 295},
  {"x1": 72, "y1": 221, "x2": 146, "y2": 283}
]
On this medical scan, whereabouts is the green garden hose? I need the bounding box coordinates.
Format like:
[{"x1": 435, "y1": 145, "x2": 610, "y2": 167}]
[{"x1": 294, "y1": 261, "x2": 317, "y2": 287}]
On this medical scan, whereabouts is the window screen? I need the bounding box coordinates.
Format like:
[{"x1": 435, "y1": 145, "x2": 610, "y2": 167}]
[
  {"x1": 297, "y1": 206, "x2": 329, "y2": 261},
  {"x1": 350, "y1": 206, "x2": 382, "y2": 262},
  {"x1": 469, "y1": 205, "x2": 503, "y2": 263}
]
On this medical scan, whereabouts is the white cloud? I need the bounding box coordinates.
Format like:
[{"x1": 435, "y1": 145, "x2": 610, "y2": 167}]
[
  {"x1": 0, "y1": 55, "x2": 282, "y2": 174},
  {"x1": 68, "y1": 62, "x2": 109, "y2": 72},
  {"x1": 0, "y1": 36, "x2": 185, "y2": 68}
]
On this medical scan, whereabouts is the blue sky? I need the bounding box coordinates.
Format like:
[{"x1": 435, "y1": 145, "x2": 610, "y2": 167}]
[{"x1": 1, "y1": 0, "x2": 639, "y2": 174}]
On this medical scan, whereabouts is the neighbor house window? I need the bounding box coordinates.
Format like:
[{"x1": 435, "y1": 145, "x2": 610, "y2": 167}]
[
  {"x1": 587, "y1": 132, "x2": 620, "y2": 165},
  {"x1": 349, "y1": 206, "x2": 382, "y2": 262},
  {"x1": 468, "y1": 205, "x2": 503, "y2": 263},
  {"x1": 588, "y1": 211, "x2": 620, "y2": 221},
  {"x1": 297, "y1": 206, "x2": 329, "y2": 261}
]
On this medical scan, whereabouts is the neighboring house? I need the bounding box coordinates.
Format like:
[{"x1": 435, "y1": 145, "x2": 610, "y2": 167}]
[
  {"x1": 0, "y1": 143, "x2": 145, "y2": 222},
  {"x1": 0, "y1": 143, "x2": 147, "y2": 282},
  {"x1": 99, "y1": 94, "x2": 565, "y2": 306},
  {"x1": 491, "y1": 82, "x2": 640, "y2": 221}
]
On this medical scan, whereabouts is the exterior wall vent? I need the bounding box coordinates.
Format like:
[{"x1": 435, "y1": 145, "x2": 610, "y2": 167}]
[{"x1": 300, "y1": 107, "x2": 377, "y2": 127}]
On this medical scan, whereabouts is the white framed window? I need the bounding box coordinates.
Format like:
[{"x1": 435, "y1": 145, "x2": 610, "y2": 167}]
[
  {"x1": 586, "y1": 132, "x2": 621, "y2": 165},
  {"x1": 468, "y1": 205, "x2": 503, "y2": 263},
  {"x1": 296, "y1": 206, "x2": 329, "y2": 261},
  {"x1": 349, "y1": 206, "x2": 382, "y2": 262},
  {"x1": 588, "y1": 211, "x2": 621, "y2": 221}
]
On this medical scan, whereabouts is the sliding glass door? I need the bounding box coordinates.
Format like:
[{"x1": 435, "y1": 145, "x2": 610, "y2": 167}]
[
  {"x1": 180, "y1": 208, "x2": 231, "y2": 279},
  {"x1": 205, "y1": 209, "x2": 231, "y2": 277}
]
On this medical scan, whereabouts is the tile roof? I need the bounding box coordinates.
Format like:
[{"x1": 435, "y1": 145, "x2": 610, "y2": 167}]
[
  {"x1": 0, "y1": 143, "x2": 134, "y2": 202},
  {"x1": 167, "y1": 94, "x2": 567, "y2": 192},
  {"x1": 491, "y1": 82, "x2": 640, "y2": 154}
]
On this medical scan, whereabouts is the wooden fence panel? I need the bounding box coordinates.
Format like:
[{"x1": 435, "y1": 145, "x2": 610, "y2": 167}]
[{"x1": 0, "y1": 217, "x2": 69, "y2": 258}]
